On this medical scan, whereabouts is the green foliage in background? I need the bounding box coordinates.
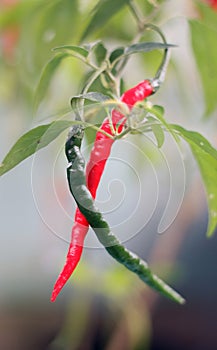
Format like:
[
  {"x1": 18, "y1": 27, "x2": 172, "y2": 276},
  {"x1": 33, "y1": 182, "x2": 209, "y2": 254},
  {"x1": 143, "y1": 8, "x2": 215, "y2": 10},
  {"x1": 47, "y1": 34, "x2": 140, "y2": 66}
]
[{"x1": 190, "y1": 2, "x2": 217, "y2": 116}]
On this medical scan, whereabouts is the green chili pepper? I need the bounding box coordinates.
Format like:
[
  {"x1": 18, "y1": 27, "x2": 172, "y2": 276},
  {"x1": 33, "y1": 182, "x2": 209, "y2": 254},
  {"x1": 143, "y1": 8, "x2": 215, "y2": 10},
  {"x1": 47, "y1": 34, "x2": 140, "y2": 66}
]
[
  {"x1": 66, "y1": 125, "x2": 185, "y2": 305},
  {"x1": 51, "y1": 125, "x2": 89, "y2": 302}
]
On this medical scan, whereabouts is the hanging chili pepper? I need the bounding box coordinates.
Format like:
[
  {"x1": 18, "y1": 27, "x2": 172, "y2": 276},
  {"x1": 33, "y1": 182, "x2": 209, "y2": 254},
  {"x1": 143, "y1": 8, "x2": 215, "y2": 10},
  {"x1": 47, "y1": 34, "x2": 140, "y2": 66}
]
[
  {"x1": 64, "y1": 123, "x2": 185, "y2": 304},
  {"x1": 86, "y1": 79, "x2": 154, "y2": 197},
  {"x1": 51, "y1": 40, "x2": 171, "y2": 302},
  {"x1": 51, "y1": 80, "x2": 155, "y2": 302}
]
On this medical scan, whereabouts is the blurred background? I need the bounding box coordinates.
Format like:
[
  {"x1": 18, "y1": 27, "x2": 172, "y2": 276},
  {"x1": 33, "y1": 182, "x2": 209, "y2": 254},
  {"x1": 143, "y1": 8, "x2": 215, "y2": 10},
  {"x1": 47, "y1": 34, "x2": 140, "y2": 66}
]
[{"x1": 0, "y1": 0, "x2": 217, "y2": 349}]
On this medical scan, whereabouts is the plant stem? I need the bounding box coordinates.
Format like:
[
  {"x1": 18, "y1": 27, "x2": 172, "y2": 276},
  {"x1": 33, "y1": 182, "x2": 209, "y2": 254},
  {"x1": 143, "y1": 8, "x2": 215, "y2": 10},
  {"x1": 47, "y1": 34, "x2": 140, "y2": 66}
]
[
  {"x1": 114, "y1": 126, "x2": 131, "y2": 140},
  {"x1": 128, "y1": 0, "x2": 144, "y2": 31},
  {"x1": 106, "y1": 71, "x2": 120, "y2": 98},
  {"x1": 76, "y1": 66, "x2": 106, "y2": 121}
]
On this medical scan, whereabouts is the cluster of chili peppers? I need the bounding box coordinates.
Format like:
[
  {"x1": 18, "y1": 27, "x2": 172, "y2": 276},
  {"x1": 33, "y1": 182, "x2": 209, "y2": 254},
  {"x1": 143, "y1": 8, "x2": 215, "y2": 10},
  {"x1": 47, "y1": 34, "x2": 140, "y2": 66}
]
[
  {"x1": 50, "y1": 44, "x2": 185, "y2": 305},
  {"x1": 51, "y1": 80, "x2": 153, "y2": 301}
]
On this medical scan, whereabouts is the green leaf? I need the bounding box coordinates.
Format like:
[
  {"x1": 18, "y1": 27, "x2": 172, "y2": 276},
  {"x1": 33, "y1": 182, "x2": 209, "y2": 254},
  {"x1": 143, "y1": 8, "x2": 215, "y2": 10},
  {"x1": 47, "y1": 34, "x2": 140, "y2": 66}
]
[
  {"x1": 147, "y1": 105, "x2": 178, "y2": 142},
  {"x1": 71, "y1": 91, "x2": 111, "y2": 120},
  {"x1": 152, "y1": 105, "x2": 164, "y2": 117},
  {"x1": 34, "y1": 53, "x2": 72, "y2": 112},
  {"x1": 71, "y1": 91, "x2": 111, "y2": 104},
  {"x1": 82, "y1": 40, "x2": 108, "y2": 65},
  {"x1": 124, "y1": 42, "x2": 176, "y2": 56},
  {"x1": 71, "y1": 91, "x2": 111, "y2": 114},
  {"x1": 83, "y1": 40, "x2": 102, "y2": 51},
  {"x1": 172, "y1": 124, "x2": 217, "y2": 237},
  {"x1": 52, "y1": 45, "x2": 89, "y2": 58},
  {"x1": 189, "y1": 3, "x2": 217, "y2": 116},
  {"x1": 109, "y1": 47, "x2": 125, "y2": 75},
  {"x1": 172, "y1": 125, "x2": 217, "y2": 159},
  {"x1": 109, "y1": 47, "x2": 125, "y2": 63},
  {"x1": 94, "y1": 42, "x2": 107, "y2": 65},
  {"x1": 110, "y1": 42, "x2": 176, "y2": 74},
  {"x1": 147, "y1": 116, "x2": 165, "y2": 148},
  {"x1": 81, "y1": 0, "x2": 129, "y2": 40},
  {"x1": 0, "y1": 120, "x2": 74, "y2": 176}
]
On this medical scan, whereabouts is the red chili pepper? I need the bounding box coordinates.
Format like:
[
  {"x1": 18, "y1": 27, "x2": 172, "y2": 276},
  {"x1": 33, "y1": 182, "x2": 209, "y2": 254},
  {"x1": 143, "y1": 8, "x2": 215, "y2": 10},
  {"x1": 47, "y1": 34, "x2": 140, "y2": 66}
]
[
  {"x1": 121, "y1": 79, "x2": 153, "y2": 107},
  {"x1": 51, "y1": 80, "x2": 154, "y2": 302},
  {"x1": 50, "y1": 209, "x2": 88, "y2": 302},
  {"x1": 87, "y1": 79, "x2": 153, "y2": 197}
]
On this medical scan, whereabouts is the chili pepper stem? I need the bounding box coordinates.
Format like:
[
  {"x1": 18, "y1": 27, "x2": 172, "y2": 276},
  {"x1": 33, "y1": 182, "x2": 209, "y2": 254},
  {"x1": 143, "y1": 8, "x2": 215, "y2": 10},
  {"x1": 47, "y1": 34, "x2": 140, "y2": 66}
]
[
  {"x1": 114, "y1": 127, "x2": 131, "y2": 140},
  {"x1": 128, "y1": 0, "x2": 144, "y2": 31}
]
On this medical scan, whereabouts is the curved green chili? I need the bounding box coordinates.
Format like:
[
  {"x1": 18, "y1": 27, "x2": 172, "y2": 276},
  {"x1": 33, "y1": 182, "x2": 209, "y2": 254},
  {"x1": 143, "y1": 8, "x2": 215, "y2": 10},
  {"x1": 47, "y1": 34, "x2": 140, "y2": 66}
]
[{"x1": 66, "y1": 126, "x2": 185, "y2": 305}]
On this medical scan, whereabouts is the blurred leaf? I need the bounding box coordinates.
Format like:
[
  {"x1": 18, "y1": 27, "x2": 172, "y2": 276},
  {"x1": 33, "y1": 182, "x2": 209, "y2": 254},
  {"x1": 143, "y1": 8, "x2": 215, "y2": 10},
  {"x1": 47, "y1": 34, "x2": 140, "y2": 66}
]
[
  {"x1": 94, "y1": 42, "x2": 107, "y2": 65},
  {"x1": 172, "y1": 125, "x2": 217, "y2": 159},
  {"x1": 110, "y1": 42, "x2": 175, "y2": 65},
  {"x1": 152, "y1": 105, "x2": 164, "y2": 117},
  {"x1": 124, "y1": 41, "x2": 176, "y2": 55},
  {"x1": 53, "y1": 45, "x2": 89, "y2": 58},
  {"x1": 172, "y1": 124, "x2": 217, "y2": 237},
  {"x1": 34, "y1": 53, "x2": 72, "y2": 112},
  {"x1": 148, "y1": 105, "x2": 178, "y2": 142},
  {"x1": 71, "y1": 91, "x2": 111, "y2": 119},
  {"x1": 21, "y1": 0, "x2": 80, "y2": 78},
  {"x1": 109, "y1": 47, "x2": 125, "y2": 63},
  {"x1": 0, "y1": 0, "x2": 41, "y2": 28},
  {"x1": 190, "y1": 3, "x2": 217, "y2": 116},
  {"x1": 81, "y1": 0, "x2": 130, "y2": 40},
  {"x1": 0, "y1": 120, "x2": 74, "y2": 176},
  {"x1": 109, "y1": 42, "x2": 175, "y2": 76},
  {"x1": 83, "y1": 40, "x2": 102, "y2": 51},
  {"x1": 80, "y1": 40, "x2": 108, "y2": 66},
  {"x1": 109, "y1": 47, "x2": 126, "y2": 75},
  {"x1": 147, "y1": 116, "x2": 165, "y2": 148},
  {"x1": 71, "y1": 91, "x2": 111, "y2": 105}
]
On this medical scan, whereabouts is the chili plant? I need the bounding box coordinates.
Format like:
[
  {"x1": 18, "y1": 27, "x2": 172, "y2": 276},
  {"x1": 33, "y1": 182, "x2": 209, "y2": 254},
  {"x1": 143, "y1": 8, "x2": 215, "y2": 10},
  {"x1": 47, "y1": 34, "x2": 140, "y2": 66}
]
[{"x1": 0, "y1": 0, "x2": 217, "y2": 304}]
